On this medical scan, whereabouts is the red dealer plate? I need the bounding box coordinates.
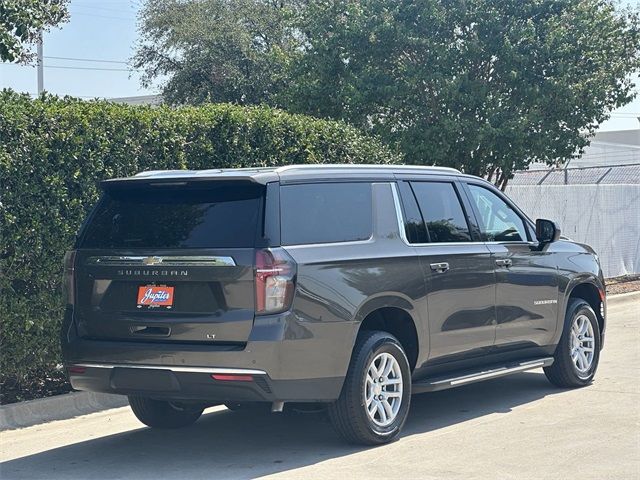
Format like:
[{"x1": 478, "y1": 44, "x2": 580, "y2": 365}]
[{"x1": 137, "y1": 285, "x2": 174, "y2": 309}]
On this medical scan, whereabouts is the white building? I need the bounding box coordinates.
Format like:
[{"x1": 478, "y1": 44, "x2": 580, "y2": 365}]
[{"x1": 569, "y1": 127, "x2": 640, "y2": 168}]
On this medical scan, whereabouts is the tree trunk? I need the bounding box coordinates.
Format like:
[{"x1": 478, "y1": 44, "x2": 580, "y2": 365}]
[{"x1": 499, "y1": 174, "x2": 509, "y2": 191}]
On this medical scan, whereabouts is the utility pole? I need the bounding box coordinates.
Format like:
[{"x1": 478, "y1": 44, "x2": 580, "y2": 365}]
[{"x1": 37, "y1": 30, "x2": 44, "y2": 94}]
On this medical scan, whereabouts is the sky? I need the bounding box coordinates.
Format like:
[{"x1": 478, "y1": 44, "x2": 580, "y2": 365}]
[
  {"x1": 0, "y1": 0, "x2": 638, "y2": 132},
  {"x1": 0, "y1": 0, "x2": 152, "y2": 100}
]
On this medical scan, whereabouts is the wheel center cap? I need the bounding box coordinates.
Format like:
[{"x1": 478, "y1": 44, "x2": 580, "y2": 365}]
[{"x1": 373, "y1": 384, "x2": 382, "y2": 396}]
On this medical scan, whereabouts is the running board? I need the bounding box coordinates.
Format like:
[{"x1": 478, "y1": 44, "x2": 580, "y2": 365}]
[{"x1": 412, "y1": 357, "x2": 554, "y2": 394}]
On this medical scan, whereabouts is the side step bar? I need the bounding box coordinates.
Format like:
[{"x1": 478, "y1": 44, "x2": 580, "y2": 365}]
[{"x1": 412, "y1": 357, "x2": 555, "y2": 394}]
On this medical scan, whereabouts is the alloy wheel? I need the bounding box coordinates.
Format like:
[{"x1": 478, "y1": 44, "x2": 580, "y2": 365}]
[
  {"x1": 364, "y1": 352, "x2": 403, "y2": 427},
  {"x1": 570, "y1": 314, "x2": 595, "y2": 374}
]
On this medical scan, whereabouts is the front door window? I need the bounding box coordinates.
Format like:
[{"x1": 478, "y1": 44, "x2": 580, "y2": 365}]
[{"x1": 467, "y1": 184, "x2": 527, "y2": 242}]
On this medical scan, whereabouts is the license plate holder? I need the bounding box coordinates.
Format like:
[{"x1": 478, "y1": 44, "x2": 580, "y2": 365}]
[{"x1": 137, "y1": 285, "x2": 174, "y2": 309}]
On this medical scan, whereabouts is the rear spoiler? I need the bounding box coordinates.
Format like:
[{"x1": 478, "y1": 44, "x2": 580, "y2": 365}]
[{"x1": 101, "y1": 169, "x2": 278, "y2": 189}]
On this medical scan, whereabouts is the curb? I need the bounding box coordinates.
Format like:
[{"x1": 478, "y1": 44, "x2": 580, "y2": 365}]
[
  {"x1": 0, "y1": 391, "x2": 127, "y2": 431},
  {"x1": 606, "y1": 291, "x2": 639, "y2": 309},
  {"x1": 0, "y1": 290, "x2": 637, "y2": 432},
  {"x1": 607, "y1": 291, "x2": 640, "y2": 301}
]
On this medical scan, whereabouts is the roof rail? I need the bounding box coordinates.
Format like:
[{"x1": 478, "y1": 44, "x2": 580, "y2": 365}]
[
  {"x1": 274, "y1": 164, "x2": 461, "y2": 174},
  {"x1": 132, "y1": 164, "x2": 462, "y2": 179}
]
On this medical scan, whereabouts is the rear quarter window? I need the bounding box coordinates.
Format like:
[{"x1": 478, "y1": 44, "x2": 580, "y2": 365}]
[
  {"x1": 80, "y1": 183, "x2": 264, "y2": 249},
  {"x1": 280, "y1": 182, "x2": 373, "y2": 245}
]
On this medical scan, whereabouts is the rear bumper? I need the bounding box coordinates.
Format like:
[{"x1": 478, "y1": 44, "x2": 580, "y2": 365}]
[
  {"x1": 66, "y1": 362, "x2": 342, "y2": 403},
  {"x1": 61, "y1": 310, "x2": 356, "y2": 402}
]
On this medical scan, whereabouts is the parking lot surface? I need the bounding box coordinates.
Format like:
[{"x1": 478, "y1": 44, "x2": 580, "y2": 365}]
[{"x1": 1, "y1": 293, "x2": 638, "y2": 480}]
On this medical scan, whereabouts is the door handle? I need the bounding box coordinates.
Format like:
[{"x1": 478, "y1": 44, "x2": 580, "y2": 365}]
[
  {"x1": 495, "y1": 259, "x2": 513, "y2": 268},
  {"x1": 430, "y1": 262, "x2": 449, "y2": 273}
]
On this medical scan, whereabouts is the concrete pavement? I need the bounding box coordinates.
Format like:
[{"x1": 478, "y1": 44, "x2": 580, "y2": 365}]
[{"x1": 1, "y1": 293, "x2": 638, "y2": 480}]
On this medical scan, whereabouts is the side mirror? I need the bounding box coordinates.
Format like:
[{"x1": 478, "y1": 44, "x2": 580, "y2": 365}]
[{"x1": 535, "y1": 218, "x2": 561, "y2": 243}]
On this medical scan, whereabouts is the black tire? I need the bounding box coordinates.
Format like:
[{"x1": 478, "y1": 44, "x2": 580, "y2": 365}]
[
  {"x1": 328, "y1": 331, "x2": 411, "y2": 445},
  {"x1": 128, "y1": 396, "x2": 203, "y2": 428},
  {"x1": 544, "y1": 298, "x2": 601, "y2": 388}
]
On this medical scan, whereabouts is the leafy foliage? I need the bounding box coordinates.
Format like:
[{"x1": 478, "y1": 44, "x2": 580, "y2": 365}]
[
  {"x1": 134, "y1": 0, "x2": 305, "y2": 105},
  {"x1": 0, "y1": 90, "x2": 400, "y2": 382},
  {"x1": 135, "y1": 0, "x2": 640, "y2": 186},
  {"x1": 283, "y1": 0, "x2": 640, "y2": 186},
  {"x1": 0, "y1": 0, "x2": 69, "y2": 62}
]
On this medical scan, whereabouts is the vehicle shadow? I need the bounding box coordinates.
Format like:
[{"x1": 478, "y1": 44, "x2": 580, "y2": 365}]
[{"x1": 1, "y1": 371, "x2": 564, "y2": 480}]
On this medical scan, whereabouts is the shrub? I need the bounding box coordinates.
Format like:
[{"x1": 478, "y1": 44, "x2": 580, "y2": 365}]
[{"x1": 0, "y1": 90, "x2": 401, "y2": 383}]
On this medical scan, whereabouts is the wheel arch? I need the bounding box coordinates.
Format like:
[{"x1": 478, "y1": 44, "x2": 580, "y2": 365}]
[
  {"x1": 560, "y1": 276, "x2": 606, "y2": 344},
  {"x1": 352, "y1": 295, "x2": 423, "y2": 372}
]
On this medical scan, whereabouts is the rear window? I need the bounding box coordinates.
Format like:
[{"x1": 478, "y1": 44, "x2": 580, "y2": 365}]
[
  {"x1": 280, "y1": 182, "x2": 372, "y2": 245},
  {"x1": 80, "y1": 183, "x2": 264, "y2": 249}
]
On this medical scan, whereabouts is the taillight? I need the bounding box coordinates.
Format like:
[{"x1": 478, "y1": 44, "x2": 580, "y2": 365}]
[
  {"x1": 63, "y1": 250, "x2": 76, "y2": 305},
  {"x1": 255, "y1": 248, "x2": 296, "y2": 315}
]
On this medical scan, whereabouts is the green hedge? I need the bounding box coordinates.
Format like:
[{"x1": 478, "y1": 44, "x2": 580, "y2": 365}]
[{"x1": 0, "y1": 90, "x2": 401, "y2": 381}]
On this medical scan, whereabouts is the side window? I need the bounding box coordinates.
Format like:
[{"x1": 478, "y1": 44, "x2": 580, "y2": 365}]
[
  {"x1": 467, "y1": 184, "x2": 527, "y2": 242},
  {"x1": 397, "y1": 181, "x2": 429, "y2": 244},
  {"x1": 280, "y1": 182, "x2": 372, "y2": 245},
  {"x1": 410, "y1": 182, "x2": 472, "y2": 243}
]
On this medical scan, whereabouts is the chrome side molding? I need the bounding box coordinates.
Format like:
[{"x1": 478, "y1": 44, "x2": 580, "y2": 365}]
[
  {"x1": 71, "y1": 363, "x2": 266, "y2": 375},
  {"x1": 86, "y1": 255, "x2": 236, "y2": 267}
]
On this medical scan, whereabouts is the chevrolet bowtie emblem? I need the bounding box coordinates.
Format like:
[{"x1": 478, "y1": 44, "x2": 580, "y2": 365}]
[{"x1": 142, "y1": 256, "x2": 163, "y2": 266}]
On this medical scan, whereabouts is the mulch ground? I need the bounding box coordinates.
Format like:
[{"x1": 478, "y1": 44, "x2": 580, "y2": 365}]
[
  {"x1": 1, "y1": 370, "x2": 72, "y2": 405},
  {"x1": 2, "y1": 276, "x2": 638, "y2": 405},
  {"x1": 606, "y1": 275, "x2": 640, "y2": 295}
]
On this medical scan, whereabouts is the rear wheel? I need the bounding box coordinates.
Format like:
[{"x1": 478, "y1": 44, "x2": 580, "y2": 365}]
[
  {"x1": 544, "y1": 298, "x2": 601, "y2": 388},
  {"x1": 128, "y1": 396, "x2": 203, "y2": 428},
  {"x1": 328, "y1": 331, "x2": 411, "y2": 445}
]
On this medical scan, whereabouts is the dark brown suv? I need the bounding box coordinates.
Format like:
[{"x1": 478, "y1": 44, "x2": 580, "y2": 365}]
[{"x1": 62, "y1": 164, "x2": 606, "y2": 444}]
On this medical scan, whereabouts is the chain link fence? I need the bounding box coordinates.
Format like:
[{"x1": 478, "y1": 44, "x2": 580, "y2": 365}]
[
  {"x1": 506, "y1": 164, "x2": 640, "y2": 278},
  {"x1": 509, "y1": 163, "x2": 640, "y2": 186}
]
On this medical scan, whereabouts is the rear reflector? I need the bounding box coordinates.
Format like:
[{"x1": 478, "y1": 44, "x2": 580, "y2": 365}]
[
  {"x1": 68, "y1": 365, "x2": 86, "y2": 374},
  {"x1": 210, "y1": 374, "x2": 254, "y2": 382}
]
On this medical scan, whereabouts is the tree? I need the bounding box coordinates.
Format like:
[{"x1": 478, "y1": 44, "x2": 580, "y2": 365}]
[
  {"x1": 283, "y1": 0, "x2": 640, "y2": 188},
  {"x1": 0, "y1": 0, "x2": 69, "y2": 63},
  {"x1": 134, "y1": 0, "x2": 305, "y2": 105}
]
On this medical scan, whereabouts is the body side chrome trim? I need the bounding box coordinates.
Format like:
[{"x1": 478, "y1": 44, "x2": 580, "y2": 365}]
[
  {"x1": 390, "y1": 182, "x2": 411, "y2": 245},
  {"x1": 390, "y1": 182, "x2": 539, "y2": 248},
  {"x1": 391, "y1": 182, "x2": 485, "y2": 247},
  {"x1": 72, "y1": 363, "x2": 266, "y2": 375},
  {"x1": 282, "y1": 237, "x2": 375, "y2": 249}
]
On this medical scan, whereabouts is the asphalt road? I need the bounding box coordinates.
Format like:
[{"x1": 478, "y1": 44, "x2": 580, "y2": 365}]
[{"x1": 1, "y1": 293, "x2": 638, "y2": 480}]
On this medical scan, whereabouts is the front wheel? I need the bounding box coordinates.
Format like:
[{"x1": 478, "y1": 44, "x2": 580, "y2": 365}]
[
  {"x1": 328, "y1": 331, "x2": 411, "y2": 445},
  {"x1": 128, "y1": 396, "x2": 203, "y2": 429},
  {"x1": 544, "y1": 298, "x2": 601, "y2": 388}
]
